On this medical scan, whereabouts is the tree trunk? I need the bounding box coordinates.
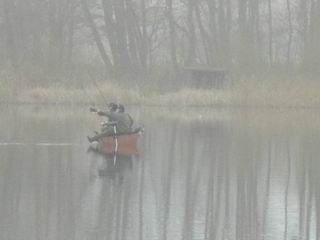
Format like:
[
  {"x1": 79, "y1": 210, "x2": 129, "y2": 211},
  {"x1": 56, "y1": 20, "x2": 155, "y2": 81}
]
[
  {"x1": 166, "y1": 0, "x2": 178, "y2": 70},
  {"x1": 139, "y1": 0, "x2": 148, "y2": 70},
  {"x1": 195, "y1": 5, "x2": 212, "y2": 65},
  {"x1": 218, "y1": 0, "x2": 226, "y2": 66},
  {"x1": 3, "y1": 0, "x2": 18, "y2": 67},
  {"x1": 226, "y1": 0, "x2": 232, "y2": 66},
  {"x1": 255, "y1": 0, "x2": 261, "y2": 63},
  {"x1": 299, "y1": 0, "x2": 308, "y2": 67},
  {"x1": 286, "y1": 0, "x2": 293, "y2": 71},
  {"x1": 267, "y1": 0, "x2": 273, "y2": 66},
  {"x1": 238, "y1": 0, "x2": 248, "y2": 69},
  {"x1": 80, "y1": 0, "x2": 113, "y2": 72},
  {"x1": 125, "y1": 0, "x2": 141, "y2": 73},
  {"x1": 186, "y1": 0, "x2": 196, "y2": 65},
  {"x1": 66, "y1": 0, "x2": 76, "y2": 67},
  {"x1": 207, "y1": 0, "x2": 218, "y2": 66},
  {"x1": 308, "y1": 0, "x2": 320, "y2": 72},
  {"x1": 112, "y1": 0, "x2": 132, "y2": 74},
  {"x1": 101, "y1": 0, "x2": 119, "y2": 68}
]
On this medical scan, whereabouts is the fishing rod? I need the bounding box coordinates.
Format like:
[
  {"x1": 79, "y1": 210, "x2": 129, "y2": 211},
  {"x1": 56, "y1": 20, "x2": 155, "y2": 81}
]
[
  {"x1": 79, "y1": 82, "x2": 96, "y2": 105},
  {"x1": 87, "y1": 70, "x2": 109, "y2": 105}
]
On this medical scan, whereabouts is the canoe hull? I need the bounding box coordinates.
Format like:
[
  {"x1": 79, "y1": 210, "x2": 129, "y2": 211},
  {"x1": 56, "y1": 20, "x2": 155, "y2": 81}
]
[{"x1": 98, "y1": 132, "x2": 141, "y2": 156}]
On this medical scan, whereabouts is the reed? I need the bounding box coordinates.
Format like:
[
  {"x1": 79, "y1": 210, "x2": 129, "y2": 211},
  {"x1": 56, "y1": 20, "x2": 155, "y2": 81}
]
[
  {"x1": 1, "y1": 74, "x2": 320, "y2": 108},
  {"x1": 16, "y1": 82, "x2": 144, "y2": 105},
  {"x1": 145, "y1": 79, "x2": 320, "y2": 108}
]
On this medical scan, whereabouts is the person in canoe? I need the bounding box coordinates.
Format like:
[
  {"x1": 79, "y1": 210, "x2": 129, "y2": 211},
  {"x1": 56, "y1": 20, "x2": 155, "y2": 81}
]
[
  {"x1": 87, "y1": 103, "x2": 133, "y2": 143},
  {"x1": 107, "y1": 102, "x2": 118, "y2": 112},
  {"x1": 117, "y1": 104, "x2": 134, "y2": 128}
]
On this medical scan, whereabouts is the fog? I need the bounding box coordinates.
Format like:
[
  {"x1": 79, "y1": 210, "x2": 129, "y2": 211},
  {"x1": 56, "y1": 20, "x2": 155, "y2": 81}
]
[
  {"x1": 1, "y1": 106, "x2": 320, "y2": 240},
  {"x1": 1, "y1": 0, "x2": 319, "y2": 86},
  {"x1": 1, "y1": 1, "x2": 320, "y2": 240}
]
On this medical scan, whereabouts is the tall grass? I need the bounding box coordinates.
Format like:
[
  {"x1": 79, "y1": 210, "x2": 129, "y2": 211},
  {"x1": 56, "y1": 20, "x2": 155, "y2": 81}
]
[
  {"x1": 11, "y1": 82, "x2": 143, "y2": 105},
  {"x1": 0, "y1": 70, "x2": 20, "y2": 103},
  {"x1": 1, "y1": 71, "x2": 320, "y2": 107},
  {"x1": 146, "y1": 79, "x2": 320, "y2": 108}
]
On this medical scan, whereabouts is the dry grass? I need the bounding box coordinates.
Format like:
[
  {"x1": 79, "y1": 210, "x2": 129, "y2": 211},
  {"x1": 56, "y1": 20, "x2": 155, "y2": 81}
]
[
  {"x1": 2, "y1": 75, "x2": 320, "y2": 108},
  {"x1": 0, "y1": 71, "x2": 20, "y2": 103},
  {"x1": 11, "y1": 105, "x2": 320, "y2": 136},
  {"x1": 145, "y1": 79, "x2": 320, "y2": 108},
  {"x1": 17, "y1": 82, "x2": 144, "y2": 105}
]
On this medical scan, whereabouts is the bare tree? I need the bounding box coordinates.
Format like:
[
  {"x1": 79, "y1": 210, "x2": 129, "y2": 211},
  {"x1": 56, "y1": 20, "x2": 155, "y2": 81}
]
[
  {"x1": 186, "y1": 0, "x2": 196, "y2": 65},
  {"x1": 286, "y1": 0, "x2": 293, "y2": 71},
  {"x1": 267, "y1": 0, "x2": 273, "y2": 66},
  {"x1": 166, "y1": 0, "x2": 178, "y2": 70},
  {"x1": 80, "y1": 0, "x2": 113, "y2": 72},
  {"x1": 1, "y1": 0, "x2": 320, "y2": 83}
]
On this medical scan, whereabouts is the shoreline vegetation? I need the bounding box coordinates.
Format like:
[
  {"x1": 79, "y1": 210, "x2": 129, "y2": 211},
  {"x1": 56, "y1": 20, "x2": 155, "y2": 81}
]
[
  {"x1": 4, "y1": 104, "x2": 320, "y2": 136},
  {"x1": 3, "y1": 77, "x2": 320, "y2": 108},
  {"x1": 1, "y1": 0, "x2": 320, "y2": 110}
]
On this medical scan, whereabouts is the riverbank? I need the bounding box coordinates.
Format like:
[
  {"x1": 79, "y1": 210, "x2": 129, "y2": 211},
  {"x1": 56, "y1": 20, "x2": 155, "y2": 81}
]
[
  {"x1": 2, "y1": 78, "x2": 320, "y2": 108},
  {"x1": 148, "y1": 78, "x2": 320, "y2": 108},
  {"x1": 4, "y1": 105, "x2": 320, "y2": 136}
]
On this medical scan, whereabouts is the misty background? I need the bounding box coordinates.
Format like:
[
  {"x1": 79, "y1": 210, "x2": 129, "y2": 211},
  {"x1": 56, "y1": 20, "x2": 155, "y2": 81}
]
[
  {"x1": 1, "y1": 0, "x2": 319, "y2": 92},
  {"x1": 2, "y1": 2, "x2": 320, "y2": 239}
]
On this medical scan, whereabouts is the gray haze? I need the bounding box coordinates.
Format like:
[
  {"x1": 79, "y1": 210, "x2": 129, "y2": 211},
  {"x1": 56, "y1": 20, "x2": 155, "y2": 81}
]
[
  {"x1": 1, "y1": 1, "x2": 320, "y2": 240},
  {"x1": 1, "y1": 0, "x2": 320, "y2": 83},
  {"x1": 1, "y1": 106, "x2": 320, "y2": 240}
]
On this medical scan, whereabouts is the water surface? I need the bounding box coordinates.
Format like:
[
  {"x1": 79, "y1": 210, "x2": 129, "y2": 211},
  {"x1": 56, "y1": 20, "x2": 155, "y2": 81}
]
[{"x1": 0, "y1": 105, "x2": 319, "y2": 240}]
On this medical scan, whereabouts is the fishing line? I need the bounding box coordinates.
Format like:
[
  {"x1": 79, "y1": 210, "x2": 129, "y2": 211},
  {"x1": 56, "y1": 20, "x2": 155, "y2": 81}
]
[
  {"x1": 0, "y1": 142, "x2": 84, "y2": 146},
  {"x1": 87, "y1": 70, "x2": 109, "y2": 105}
]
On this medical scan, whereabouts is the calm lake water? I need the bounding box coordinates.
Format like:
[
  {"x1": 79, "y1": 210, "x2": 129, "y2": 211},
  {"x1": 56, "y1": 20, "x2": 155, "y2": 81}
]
[{"x1": 0, "y1": 105, "x2": 320, "y2": 240}]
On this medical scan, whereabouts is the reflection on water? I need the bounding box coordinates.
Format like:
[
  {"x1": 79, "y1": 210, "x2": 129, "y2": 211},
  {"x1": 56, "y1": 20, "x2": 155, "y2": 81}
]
[
  {"x1": 88, "y1": 149, "x2": 134, "y2": 182},
  {"x1": 0, "y1": 106, "x2": 320, "y2": 240}
]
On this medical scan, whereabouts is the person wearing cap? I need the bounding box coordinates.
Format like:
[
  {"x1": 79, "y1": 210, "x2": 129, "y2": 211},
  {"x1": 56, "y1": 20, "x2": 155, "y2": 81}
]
[
  {"x1": 87, "y1": 104, "x2": 133, "y2": 143},
  {"x1": 108, "y1": 102, "x2": 118, "y2": 112},
  {"x1": 117, "y1": 104, "x2": 134, "y2": 128},
  {"x1": 99, "y1": 102, "x2": 118, "y2": 132}
]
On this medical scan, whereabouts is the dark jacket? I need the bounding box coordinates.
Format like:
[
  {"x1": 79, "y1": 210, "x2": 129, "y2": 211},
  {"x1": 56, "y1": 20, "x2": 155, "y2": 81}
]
[{"x1": 99, "y1": 111, "x2": 133, "y2": 133}]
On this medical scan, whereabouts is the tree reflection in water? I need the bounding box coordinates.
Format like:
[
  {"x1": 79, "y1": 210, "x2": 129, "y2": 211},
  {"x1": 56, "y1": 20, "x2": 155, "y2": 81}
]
[{"x1": 1, "y1": 107, "x2": 320, "y2": 240}]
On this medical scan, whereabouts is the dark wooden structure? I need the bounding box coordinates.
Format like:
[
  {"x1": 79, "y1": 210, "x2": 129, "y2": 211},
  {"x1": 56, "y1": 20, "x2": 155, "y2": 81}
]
[{"x1": 181, "y1": 67, "x2": 229, "y2": 89}]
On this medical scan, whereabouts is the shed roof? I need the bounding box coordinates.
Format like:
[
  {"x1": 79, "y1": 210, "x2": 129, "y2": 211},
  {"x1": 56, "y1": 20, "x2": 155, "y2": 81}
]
[{"x1": 182, "y1": 66, "x2": 228, "y2": 73}]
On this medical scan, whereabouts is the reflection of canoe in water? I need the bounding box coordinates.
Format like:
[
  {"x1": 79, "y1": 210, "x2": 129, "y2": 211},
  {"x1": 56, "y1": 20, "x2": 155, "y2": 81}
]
[{"x1": 91, "y1": 128, "x2": 143, "y2": 156}]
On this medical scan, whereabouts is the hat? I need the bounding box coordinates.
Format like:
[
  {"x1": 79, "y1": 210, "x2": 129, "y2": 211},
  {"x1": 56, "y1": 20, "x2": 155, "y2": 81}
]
[
  {"x1": 118, "y1": 104, "x2": 125, "y2": 113},
  {"x1": 108, "y1": 102, "x2": 117, "y2": 111}
]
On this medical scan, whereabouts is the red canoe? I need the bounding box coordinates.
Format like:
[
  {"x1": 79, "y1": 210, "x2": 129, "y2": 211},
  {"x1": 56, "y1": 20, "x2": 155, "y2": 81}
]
[{"x1": 97, "y1": 129, "x2": 142, "y2": 156}]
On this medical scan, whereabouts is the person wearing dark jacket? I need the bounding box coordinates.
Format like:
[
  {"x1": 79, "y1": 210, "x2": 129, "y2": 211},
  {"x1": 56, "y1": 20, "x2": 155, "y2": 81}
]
[{"x1": 87, "y1": 104, "x2": 133, "y2": 143}]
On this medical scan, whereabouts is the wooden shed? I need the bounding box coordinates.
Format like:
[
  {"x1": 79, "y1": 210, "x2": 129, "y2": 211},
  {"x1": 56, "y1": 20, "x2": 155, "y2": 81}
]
[{"x1": 180, "y1": 67, "x2": 229, "y2": 89}]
